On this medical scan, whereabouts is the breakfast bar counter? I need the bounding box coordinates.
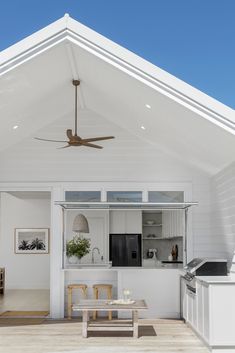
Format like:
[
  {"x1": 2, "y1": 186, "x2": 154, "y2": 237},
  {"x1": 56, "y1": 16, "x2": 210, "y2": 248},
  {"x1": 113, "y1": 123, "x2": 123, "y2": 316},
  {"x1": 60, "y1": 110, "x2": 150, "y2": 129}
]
[{"x1": 63, "y1": 266, "x2": 182, "y2": 319}]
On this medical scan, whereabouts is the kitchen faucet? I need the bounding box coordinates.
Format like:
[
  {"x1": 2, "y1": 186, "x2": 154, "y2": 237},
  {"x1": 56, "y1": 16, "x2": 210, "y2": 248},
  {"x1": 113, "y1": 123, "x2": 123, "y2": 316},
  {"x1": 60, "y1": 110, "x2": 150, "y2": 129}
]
[{"x1": 91, "y1": 247, "x2": 100, "y2": 264}]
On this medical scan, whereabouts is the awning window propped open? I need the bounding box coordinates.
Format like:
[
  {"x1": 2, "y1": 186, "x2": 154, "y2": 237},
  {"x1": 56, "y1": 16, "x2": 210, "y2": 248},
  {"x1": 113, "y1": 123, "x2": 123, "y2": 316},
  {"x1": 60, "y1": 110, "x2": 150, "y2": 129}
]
[{"x1": 54, "y1": 201, "x2": 198, "y2": 210}]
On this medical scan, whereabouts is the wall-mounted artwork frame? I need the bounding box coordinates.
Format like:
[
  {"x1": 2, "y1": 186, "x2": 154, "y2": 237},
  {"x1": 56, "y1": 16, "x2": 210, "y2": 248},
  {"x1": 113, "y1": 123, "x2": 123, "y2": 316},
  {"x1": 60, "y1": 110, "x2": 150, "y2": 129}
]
[{"x1": 15, "y1": 228, "x2": 49, "y2": 254}]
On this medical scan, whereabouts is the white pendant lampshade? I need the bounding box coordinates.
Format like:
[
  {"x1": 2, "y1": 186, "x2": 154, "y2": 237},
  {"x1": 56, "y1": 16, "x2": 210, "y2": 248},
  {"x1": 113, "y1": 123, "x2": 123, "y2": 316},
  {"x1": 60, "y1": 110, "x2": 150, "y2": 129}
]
[{"x1": 72, "y1": 214, "x2": 89, "y2": 233}]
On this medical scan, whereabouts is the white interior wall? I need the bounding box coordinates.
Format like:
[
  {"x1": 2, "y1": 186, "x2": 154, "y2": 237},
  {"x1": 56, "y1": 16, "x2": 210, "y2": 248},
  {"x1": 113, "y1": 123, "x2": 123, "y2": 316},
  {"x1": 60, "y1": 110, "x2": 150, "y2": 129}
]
[
  {"x1": 0, "y1": 192, "x2": 50, "y2": 289},
  {"x1": 211, "y1": 162, "x2": 235, "y2": 271}
]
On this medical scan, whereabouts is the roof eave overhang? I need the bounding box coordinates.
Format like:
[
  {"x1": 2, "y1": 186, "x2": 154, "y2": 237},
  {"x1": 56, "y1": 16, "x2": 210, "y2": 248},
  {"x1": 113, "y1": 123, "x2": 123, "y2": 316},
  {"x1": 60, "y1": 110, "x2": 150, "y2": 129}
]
[{"x1": 0, "y1": 14, "x2": 234, "y2": 135}]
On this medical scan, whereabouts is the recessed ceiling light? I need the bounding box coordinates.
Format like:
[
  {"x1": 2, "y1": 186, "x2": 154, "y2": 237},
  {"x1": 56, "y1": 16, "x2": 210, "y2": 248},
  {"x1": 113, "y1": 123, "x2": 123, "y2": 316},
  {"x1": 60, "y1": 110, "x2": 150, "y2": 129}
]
[
  {"x1": 145, "y1": 104, "x2": 151, "y2": 109},
  {"x1": 141, "y1": 125, "x2": 146, "y2": 130},
  {"x1": 13, "y1": 125, "x2": 19, "y2": 130}
]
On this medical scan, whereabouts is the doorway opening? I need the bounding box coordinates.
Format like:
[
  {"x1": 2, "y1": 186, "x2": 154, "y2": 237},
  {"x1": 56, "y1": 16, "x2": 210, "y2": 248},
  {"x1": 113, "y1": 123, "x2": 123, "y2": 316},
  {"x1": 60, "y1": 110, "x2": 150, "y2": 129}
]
[{"x1": 0, "y1": 191, "x2": 51, "y2": 317}]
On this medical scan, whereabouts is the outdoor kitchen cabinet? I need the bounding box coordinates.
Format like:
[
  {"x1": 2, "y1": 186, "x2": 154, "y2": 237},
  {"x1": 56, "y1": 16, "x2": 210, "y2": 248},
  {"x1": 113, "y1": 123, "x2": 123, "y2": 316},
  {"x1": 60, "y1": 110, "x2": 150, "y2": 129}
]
[
  {"x1": 196, "y1": 280, "x2": 204, "y2": 337},
  {"x1": 198, "y1": 280, "x2": 235, "y2": 347},
  {"x1": 184, "y1": 277, "x2": 235, "y2": 351},
  {"x1": 196, "y1": 280, "x2": 210, "y2": 342},
  {"x1": 186, "y1": 287, "x2": 197, "y2": 328},
  {"x1": 183, "y1": 280, "x2": 209, "y2": 342},
  {"x1": 181, "y1": 277, "x2": 188, "y2": 321}
]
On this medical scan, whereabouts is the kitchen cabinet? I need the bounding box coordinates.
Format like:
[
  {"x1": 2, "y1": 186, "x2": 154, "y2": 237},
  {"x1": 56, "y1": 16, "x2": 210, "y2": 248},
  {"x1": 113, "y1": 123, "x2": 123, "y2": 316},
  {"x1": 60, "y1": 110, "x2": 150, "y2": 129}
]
[
  {"x1": 162, "y1": 210, "x2": 184, "y2": 238},
  {"x1": 202, "y1": 284, "x2": 210, "y2": 343},
  {"x1": 109, "y1": 211, "x2": 142, "y2": 234},
  {"x1": 182, "y1": 277, "x2": 235, "y2": 350},
  {"x1": 184, "y1": 280, "x2": 209, "y2": 343},
  {"x1": 202, "y1": 281, "x2": 235, "y2": 346},
  {"x1": 196, "y1": 280, "x2": 204, "y2": 336},
  {"x1": 180, "y1": 276, "x2": 187, "y2": 321},
  {"x1": 186, "y1": 288, "x2": 197, "y2": 328}
]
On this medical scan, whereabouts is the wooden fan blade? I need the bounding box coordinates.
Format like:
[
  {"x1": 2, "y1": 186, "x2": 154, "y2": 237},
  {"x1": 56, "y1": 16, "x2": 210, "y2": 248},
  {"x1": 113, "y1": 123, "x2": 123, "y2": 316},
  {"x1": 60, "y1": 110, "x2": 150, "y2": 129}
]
[
  {"x1": 57, "y1": 145, "x2": 71, "y2": 149},
  {"x1": 66, "y1": 129, "x2": 73, "y2": 139},
  {"x1": 80, "y1": 141, "x2": 103, "y2": 149},
  {"x1": 82, "y1": 136, "x2": 115, "y2": 143},
  {"x1": 34, "y1": 137, "x2": 68, "y2": 143}
]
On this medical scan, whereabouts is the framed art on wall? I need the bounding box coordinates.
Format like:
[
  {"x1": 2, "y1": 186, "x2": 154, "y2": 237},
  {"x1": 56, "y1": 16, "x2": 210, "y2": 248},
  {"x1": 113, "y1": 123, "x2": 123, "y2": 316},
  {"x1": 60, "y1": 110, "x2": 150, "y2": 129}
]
[{"x1": 15, "y1": 228, "x2": 49, "y2": 254}]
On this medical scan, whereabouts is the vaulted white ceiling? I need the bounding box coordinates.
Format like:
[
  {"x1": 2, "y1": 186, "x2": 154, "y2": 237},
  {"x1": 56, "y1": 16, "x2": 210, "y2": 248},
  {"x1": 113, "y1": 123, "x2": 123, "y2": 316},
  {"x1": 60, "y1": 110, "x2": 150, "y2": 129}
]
[{"x1": 0, "y1": 14, "x2": 234, "y2": 176}]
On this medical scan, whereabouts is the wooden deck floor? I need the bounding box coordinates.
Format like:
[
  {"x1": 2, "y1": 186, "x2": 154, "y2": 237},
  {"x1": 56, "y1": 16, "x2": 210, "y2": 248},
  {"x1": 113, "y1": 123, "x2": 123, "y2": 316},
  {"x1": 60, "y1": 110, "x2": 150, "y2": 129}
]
[{"x1": 0, "y1": 318, "x2": 209, "y2": 353}]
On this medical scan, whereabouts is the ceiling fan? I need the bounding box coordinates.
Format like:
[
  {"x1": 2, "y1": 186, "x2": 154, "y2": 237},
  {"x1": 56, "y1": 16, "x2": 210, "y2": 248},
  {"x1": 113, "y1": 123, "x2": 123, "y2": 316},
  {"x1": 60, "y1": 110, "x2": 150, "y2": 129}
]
[{"x1": 35, "y1": 80, "x2": 114, "y2": 149}]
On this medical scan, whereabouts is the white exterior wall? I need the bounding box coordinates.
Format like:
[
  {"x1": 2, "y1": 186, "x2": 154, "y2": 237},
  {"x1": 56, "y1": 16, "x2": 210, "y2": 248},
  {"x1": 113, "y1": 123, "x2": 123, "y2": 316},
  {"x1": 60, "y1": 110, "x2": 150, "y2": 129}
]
[
  {"x1": 0, "y1": 192, "x2": 50, "y2": 289},
  {"x1": 0, "y1": 139, "x2": 212, "y2": 262},
  {"x1": 0, "y1": 141, "x2": 214, "y2": 317},
  {"x1": 211, "y1": 162, "x2": 235, "y2": 271},
  {"x1": 192, "y1": 180, "x2": 212, "y2": 258}
]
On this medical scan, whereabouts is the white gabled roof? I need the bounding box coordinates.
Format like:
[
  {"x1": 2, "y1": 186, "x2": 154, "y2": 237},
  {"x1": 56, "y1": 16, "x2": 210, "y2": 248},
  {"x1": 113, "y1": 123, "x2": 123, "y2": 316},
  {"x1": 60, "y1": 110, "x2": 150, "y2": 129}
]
[{"x1": 0, "y1": 14, "x2": 234, "y2": 175}]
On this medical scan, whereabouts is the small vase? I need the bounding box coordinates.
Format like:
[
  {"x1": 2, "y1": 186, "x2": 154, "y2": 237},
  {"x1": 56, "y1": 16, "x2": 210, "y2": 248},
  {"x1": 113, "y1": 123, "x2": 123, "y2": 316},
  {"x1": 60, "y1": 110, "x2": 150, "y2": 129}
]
[{"x1": 68, "y1": 256, "x2": 78, "y2": 264}]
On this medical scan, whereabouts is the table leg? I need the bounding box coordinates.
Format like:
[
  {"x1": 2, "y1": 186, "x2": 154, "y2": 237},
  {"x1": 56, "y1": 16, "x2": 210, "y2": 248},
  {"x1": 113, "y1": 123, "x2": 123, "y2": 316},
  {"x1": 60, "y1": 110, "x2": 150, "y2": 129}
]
[
  {"x1": 82, "y1": 310, "x2": 88, "y2": 338},
  {"x1": 132, "y1": 310, "x2": 138, "y2": 338},
  {"x1": 67, "y1": 287, "x2": 72, "y2": 320}
]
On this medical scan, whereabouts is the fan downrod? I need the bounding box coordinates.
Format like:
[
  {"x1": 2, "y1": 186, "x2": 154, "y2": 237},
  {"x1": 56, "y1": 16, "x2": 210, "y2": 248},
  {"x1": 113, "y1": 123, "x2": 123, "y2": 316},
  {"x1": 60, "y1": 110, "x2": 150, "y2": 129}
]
[{"x1": 34, "y1": 78, "x2": 114, "y2": 149}]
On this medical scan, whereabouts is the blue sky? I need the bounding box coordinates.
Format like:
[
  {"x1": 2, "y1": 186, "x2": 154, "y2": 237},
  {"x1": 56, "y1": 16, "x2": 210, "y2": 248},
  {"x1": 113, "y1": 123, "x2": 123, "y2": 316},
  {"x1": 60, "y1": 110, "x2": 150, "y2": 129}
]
[{"x1": 0, "y1": 0, "x2": 234, "y2": 108}]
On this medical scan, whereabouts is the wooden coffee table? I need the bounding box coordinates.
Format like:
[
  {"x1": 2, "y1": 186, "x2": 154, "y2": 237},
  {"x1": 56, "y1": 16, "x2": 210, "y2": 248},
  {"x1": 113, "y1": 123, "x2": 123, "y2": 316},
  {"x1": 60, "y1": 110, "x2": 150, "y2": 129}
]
[{"x1": 73, "y1": 299, "x2": 148, "y2": 338}]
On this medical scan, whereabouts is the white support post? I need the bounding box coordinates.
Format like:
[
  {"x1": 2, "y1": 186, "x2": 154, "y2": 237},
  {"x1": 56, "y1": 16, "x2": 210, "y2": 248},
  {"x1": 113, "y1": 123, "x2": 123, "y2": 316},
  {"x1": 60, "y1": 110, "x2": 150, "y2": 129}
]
[
  {"x1": 50, "y1": 186, "x2": 64, "y2": 319},
  {"x1": 184, "y1": 208, "x2": 188, "y2": 266}
]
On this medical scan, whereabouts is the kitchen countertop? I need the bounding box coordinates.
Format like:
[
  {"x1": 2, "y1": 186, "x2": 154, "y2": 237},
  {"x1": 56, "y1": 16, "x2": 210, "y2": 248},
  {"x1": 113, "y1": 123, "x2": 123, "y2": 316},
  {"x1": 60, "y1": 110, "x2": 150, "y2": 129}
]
[
  {"x1": 63, "y1": 264, "x2": 183, "y2": 271},
  {"x1": 196, "y1": 274, "x2": 235, "y2": 284}
]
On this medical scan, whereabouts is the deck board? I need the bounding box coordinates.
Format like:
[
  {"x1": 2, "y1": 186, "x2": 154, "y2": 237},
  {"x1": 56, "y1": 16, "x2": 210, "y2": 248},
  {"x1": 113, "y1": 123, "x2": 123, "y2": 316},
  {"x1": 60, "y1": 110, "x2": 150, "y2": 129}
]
[{"x1": 0, "y1": 318, "x2": 210, "y2": 353}]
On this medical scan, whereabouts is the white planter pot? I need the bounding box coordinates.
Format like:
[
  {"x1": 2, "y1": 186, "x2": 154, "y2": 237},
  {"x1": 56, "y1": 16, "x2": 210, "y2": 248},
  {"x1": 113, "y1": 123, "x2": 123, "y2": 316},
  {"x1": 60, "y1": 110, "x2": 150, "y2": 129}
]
[{"x1": 68, "y1": 256, "x2": 79, "y2": 264}]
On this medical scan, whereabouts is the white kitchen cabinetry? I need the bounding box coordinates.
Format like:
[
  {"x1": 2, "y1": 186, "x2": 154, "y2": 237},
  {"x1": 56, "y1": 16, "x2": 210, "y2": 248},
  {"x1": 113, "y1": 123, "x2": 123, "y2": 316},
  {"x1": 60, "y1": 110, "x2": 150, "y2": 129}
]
[
  {"x1": 183, "y1": 277, "x2": 235, "y2": 352},
  {"x1": 196, "y1": 280, "x2": 204, "y2": 337},
  {"x1": 207, "y1": 283, "x2": 235, "y2": 346},
  {"x1": 187, "y1": 289, "x2": 197, "y2": 328},
  {"x1": 162, "y1": 210, "x2": 184, "y2": 238},
  {"x1": 109, "y1": 211, "x2": 142, "y2": 234},
  {"x1": 181, "y1": 277, "x2": 188, "y2": 321}
]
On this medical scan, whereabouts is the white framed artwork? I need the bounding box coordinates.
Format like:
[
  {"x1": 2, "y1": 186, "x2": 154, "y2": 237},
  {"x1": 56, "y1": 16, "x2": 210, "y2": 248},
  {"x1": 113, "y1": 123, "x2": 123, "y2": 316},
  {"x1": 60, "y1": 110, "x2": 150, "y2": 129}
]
[{"x1": 15, "y1": 228, "x2": 49, "y2": 254}]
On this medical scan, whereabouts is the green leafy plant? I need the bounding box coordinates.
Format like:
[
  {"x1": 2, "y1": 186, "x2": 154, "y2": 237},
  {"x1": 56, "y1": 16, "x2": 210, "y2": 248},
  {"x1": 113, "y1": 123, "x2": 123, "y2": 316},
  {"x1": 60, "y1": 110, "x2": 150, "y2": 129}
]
[{"x1": 66, "y1": 235, "x2": 90, "y2": 259}]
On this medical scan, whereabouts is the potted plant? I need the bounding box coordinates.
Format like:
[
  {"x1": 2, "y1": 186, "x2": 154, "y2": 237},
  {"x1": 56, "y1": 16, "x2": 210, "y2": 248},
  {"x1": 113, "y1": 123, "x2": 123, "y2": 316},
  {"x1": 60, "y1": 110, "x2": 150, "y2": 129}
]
[{"x1": 66, "y1": 235, "x2": 91, "y2": 264}]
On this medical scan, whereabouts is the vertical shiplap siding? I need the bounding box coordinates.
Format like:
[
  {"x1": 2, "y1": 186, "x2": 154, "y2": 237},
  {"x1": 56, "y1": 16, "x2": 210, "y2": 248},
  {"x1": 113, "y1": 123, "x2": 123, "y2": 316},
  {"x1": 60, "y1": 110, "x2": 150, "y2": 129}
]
[
  {"x1": 211, "y1": 162, "x2": 235, "y2": 271},
  {"x1": 192, "y1": 181, "x2": 212, "y2": 259}
]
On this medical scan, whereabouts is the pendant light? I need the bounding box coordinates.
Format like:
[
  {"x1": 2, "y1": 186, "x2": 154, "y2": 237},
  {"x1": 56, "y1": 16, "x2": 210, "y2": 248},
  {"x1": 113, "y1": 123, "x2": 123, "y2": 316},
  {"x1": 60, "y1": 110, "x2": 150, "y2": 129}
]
[{"x1": 72, "y1": 214, "x2": 89, "y2": 233}]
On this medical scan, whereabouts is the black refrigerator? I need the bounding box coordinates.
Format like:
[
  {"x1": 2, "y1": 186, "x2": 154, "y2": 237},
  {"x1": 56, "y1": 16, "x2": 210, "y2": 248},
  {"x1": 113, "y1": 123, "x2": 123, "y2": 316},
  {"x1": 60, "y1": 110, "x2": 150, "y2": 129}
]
[{"x1": 109, "y1": 234, "x2": 142, "y2": 267}]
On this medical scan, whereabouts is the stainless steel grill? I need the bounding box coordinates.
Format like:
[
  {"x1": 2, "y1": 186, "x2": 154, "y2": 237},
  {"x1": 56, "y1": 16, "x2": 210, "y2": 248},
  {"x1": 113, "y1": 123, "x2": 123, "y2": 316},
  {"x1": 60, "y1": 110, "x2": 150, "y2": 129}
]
[{"x1": 183, "y1": 258, "x2": 227, "y2": 295}]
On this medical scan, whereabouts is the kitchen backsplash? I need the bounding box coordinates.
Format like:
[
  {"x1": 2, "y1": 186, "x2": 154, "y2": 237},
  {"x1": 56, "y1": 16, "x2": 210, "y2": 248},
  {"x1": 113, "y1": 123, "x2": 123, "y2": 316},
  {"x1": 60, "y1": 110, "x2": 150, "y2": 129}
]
[{"x1": 143, "y1": 238, "x2": 183, "y2": 261}]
